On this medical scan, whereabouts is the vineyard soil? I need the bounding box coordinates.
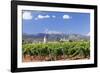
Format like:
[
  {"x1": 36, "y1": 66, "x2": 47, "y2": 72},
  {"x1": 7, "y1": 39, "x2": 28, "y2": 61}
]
[{"x1": 22, "y1": 55, "x2": 90, "y2": 62}]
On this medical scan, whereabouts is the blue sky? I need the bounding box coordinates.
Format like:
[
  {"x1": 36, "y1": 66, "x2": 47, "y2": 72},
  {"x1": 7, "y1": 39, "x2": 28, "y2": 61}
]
[{"x1": 22, "y1": 10, "x2": 90, "y2": 35}]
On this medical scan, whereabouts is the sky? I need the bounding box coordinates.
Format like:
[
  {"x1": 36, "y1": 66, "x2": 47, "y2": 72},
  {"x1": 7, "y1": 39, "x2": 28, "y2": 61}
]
[{"x1": 22, "y1": 10, "x2": 90, "y2": 35}]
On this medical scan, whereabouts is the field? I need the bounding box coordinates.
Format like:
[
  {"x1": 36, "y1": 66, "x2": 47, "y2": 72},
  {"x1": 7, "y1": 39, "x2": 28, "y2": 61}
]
[{"x1": 22, "y1": 41, "x2": 90, "y2": 62}]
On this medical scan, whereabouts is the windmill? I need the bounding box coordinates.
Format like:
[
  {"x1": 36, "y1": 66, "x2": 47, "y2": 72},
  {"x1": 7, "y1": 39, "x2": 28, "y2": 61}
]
[{"x1": 43, "y1": 29, "x2": 48, "y2": 43}]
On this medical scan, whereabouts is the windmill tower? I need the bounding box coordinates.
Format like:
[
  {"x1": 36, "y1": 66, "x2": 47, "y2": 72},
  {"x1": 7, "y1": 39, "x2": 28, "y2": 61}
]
[{"x1": 43, "y1": 29, "x2": 48, "y2": 43}]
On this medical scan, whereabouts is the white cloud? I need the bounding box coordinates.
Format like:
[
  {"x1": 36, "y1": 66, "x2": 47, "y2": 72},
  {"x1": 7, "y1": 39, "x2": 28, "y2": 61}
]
[
  {"x1": 23, "y1": 11, "x2": 32, "y2": 20},
  {"x1": 63, "y1": 14, "x2": 71, "y2": 19},
  {"x1": 35, "y1": 14, "x2": 50, "y2": 20},
  {"x1": 52, "y1": 15, "x2": 56, "y2": 18}
]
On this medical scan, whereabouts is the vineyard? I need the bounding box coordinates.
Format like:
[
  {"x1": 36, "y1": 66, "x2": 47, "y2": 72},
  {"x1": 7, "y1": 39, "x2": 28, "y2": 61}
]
[{"x1": 22, "y1": 41, "x2": 90, "y2": 62}]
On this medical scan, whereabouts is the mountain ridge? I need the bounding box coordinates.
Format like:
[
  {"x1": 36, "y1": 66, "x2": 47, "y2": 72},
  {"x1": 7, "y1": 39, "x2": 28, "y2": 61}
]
[{"x1": 22, "y1": 32, "x2": 90, "y2": 43}]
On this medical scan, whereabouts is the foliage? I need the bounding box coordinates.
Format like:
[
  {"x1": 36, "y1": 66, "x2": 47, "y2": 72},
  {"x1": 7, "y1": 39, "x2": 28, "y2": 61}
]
[{"x1": 22, "y1": 41, "x2": 90, "y2": 60}]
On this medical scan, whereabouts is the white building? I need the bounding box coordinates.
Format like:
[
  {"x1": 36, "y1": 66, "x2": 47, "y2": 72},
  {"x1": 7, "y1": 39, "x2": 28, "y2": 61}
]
[{"x1": 43, "y1": 35, "x2": 47, "y2": 43}]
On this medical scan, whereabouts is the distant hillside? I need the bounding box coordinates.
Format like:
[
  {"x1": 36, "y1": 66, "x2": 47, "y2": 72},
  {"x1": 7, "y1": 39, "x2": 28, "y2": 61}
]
[{"x1": 22, "y1": 33, "x2": 90, "y2": 43}]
